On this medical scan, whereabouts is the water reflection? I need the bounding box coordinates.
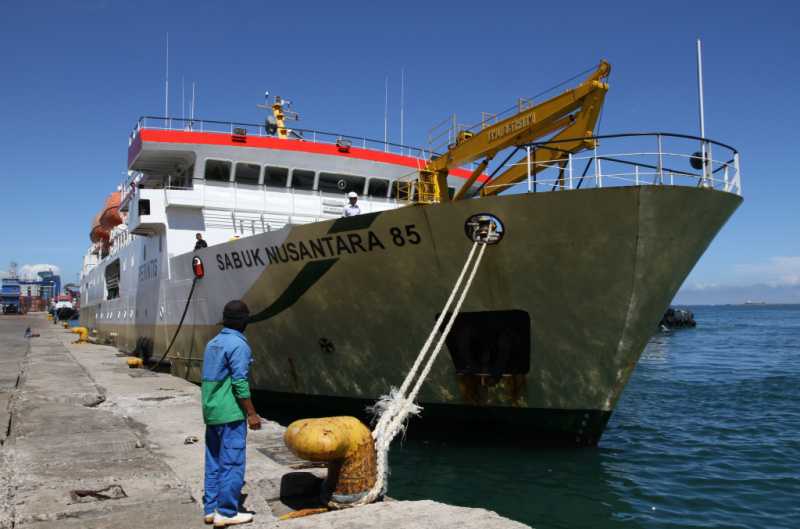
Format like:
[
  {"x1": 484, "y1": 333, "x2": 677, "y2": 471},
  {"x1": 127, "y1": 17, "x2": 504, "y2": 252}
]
[{"x1": 640, "y1": 332, "x2": 671, "y2": 364}]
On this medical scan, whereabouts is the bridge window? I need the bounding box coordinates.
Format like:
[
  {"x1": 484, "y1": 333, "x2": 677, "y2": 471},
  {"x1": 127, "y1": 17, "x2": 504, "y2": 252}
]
[
  {"x1": 235, "y1": 163, "x2": 261, "y2": 185},
  {"x1": 205, "y1": 159, "x2": 232, "y2": 182},
  {"x1": 367, "y1": 177, "x2": 390, "y2": 198},
  {"x1": 318, "y1": 172, "x2": 366, "y2": 195},
  {"x1": 264, "y1": 166, "x2": 289, "y2": 188},
  {"x1": 291, "y1": 169, "x2": 315, "y2": 191}
]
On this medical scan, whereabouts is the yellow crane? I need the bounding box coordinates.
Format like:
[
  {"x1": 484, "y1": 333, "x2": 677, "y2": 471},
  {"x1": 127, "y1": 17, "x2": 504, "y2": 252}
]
[{"x1": 414, "y1": 61, "x2": 611, "y2": 203}]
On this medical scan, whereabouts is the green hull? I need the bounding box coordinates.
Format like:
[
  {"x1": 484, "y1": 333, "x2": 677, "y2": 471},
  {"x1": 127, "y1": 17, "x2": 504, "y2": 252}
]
[{"x1": 90, "y1": 186, "x2": 741, "y2": 445}]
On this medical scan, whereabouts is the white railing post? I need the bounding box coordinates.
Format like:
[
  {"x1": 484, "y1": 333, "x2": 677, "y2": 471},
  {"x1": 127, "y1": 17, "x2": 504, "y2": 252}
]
[
  {"x1": 705, "y1": 141, "x2": 713, "y2": 187},
  {"x1": 526, "y1": 146, "x2": 532, "y2": 193},
  {"x1": 594, "y1": 145, "x2": 602, "y2": 187},
  {"x1": 657, "y1": 134, "x2": 664, "y2": 185},
  {"x1": 568, "y1": 153, "x2": 573, "y2": 189},
  {"x1": 635, "y1": 165, "x2": 640, "y2": 185},
  {"x1": 734, "y1": 152, "x2": 742, "y2": 195},
  {"x1": 723, "y1": 164, "x2": 729, "y2": 192}
]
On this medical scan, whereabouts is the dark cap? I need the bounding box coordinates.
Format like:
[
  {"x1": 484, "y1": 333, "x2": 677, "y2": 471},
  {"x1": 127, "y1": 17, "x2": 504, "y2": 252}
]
[{"x1": 223, "y1": 300, "x2": 250, "y2": 330}]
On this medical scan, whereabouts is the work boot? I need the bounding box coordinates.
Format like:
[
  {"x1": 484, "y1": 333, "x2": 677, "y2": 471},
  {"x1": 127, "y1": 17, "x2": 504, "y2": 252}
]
[{"x1": 213, "y1": 512, "x2": 253, "y2": 527}]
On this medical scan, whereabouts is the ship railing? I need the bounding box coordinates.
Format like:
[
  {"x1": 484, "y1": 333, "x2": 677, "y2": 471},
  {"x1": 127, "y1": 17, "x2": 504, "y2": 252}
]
[
  {"x1": 130, "y1": 116, "x2": 433, "y2": 160},
  {"x1": 481, "y1": 132, "x2": 741, "y2": 197}
]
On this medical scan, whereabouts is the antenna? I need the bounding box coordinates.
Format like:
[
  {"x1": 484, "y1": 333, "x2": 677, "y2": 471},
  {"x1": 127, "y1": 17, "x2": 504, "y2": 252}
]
[
  {"x1": 400, "y1": 67, "x2": 405, "y2": 155},
  {"x1": 191, "y1": 81, "x2": 196, "y2": 121},
  {"x1": 696, "y1": 38, "x2": 706, "y2": 139},
  {"x1": 384, "y1": 75, "x2": 389, "y2": 152},
  {"x1": 181, "y1": 76, "x2": 185, "y2": 122},
  {"x1": 696, "y1": 38, "x2": 707, "y2": 182},
  {"x1": 165, "y1": 33, "x2": 169, "y2": 121}
]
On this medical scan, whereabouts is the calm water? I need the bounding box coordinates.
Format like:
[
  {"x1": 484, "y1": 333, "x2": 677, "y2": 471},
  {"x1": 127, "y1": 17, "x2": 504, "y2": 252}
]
[{"x1": 388, "y1": 305, "x2": 800, "y2": 528}]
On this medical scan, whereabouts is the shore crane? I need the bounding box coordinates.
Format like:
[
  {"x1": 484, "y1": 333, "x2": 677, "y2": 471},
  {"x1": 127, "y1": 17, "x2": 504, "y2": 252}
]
[{"x1": 413, "y1": 61, "x2": 611, "y2": 203}]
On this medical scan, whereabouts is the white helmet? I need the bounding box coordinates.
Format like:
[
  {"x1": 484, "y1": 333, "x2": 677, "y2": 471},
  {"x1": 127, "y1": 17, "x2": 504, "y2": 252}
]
[{"x1": 347, "y1": 191, "x2": 358, "y2": 198}]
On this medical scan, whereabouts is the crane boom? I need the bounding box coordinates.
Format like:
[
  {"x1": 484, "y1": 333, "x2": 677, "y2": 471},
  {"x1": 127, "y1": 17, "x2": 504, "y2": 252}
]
[{"x1": 417, "y1": 61, "x2": 610, "y2": 202}]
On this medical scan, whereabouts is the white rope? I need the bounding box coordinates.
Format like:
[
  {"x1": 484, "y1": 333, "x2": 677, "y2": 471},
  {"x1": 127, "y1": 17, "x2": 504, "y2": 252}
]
[{"x1": 331, "y1": 240, "x2": 489, "y2": 508}]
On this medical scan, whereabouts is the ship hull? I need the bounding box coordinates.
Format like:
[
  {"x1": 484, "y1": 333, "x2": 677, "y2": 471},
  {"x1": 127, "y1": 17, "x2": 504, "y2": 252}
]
[{"x1": 83, "y1": 186, "x2": 741, "y2": 445}]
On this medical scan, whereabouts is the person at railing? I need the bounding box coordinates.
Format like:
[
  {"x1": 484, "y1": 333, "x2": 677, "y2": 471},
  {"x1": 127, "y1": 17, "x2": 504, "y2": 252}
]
[
  {"x1": 343, "y1": 191, "x2": 361, "y2": 217},
  {"x1": 195, "y1": 233, "x2": 208, "y2": 251}
]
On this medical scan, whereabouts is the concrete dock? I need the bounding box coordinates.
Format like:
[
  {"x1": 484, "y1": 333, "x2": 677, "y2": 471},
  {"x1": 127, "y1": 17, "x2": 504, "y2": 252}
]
[{"x1": 0, "y1": 315, "x2": 529, "y2": 528}]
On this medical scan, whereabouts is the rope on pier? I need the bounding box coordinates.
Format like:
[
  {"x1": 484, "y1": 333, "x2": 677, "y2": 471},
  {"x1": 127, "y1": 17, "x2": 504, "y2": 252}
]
[{"x1": 329, "y1": 239, "x2": 489, "y2": 508}]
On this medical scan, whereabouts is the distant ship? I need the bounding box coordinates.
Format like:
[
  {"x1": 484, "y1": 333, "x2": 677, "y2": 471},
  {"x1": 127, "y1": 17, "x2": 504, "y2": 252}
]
[
  {"x1": 52, "y1": 296, "x2": 78, "y2": 321},
  {"x1": 79, "y1": 62, "x2": 742, "y2": 445}
]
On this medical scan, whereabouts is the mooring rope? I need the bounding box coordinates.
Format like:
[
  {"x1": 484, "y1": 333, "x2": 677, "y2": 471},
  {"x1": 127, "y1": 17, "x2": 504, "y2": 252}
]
[{"x1": 330, "y1": 239, "x2": 489, "y2": 508}]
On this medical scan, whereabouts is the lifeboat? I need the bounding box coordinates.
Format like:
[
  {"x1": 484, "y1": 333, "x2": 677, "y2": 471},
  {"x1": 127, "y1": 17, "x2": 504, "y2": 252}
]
[
  {"x1": 99, "y1": 191, "x2": 123, "y2": 230},
  {"x1": 90, "y1": 213, "x2": 110, "y2": 244}
]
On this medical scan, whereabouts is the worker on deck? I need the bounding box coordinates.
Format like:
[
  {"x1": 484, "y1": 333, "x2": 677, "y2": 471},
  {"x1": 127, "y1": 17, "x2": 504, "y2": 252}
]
[
  {"x1": 343, "y1": 191, "x2": 361, "y2": 217},
  {"x1": 195, "y1": 233, "x2": 208, "y2": 251},
  {"x1": 201, "y1": 300, "x2": 262, "y2": 527}
]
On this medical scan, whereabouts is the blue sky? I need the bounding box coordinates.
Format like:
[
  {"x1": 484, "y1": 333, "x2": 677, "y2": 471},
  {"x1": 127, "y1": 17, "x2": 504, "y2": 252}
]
[{"x1": 1, "y1": 1, "x2": 798, "y2": 302}]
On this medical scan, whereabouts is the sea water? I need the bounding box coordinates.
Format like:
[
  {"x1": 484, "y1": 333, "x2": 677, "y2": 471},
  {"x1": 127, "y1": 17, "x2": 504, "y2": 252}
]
[{"x1": 389, "y1": 305, "x2": 800, "y2": 528}]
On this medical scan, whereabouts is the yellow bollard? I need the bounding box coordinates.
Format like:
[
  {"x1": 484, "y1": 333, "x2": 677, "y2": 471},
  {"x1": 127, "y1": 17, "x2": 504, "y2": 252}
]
[
  {"x1": 126, "y1": 357, "x2": 144, "y2": 368},
  {"x1": 70, "y1": 327, "x2": 89, "y2": 344},
  {"x1": 284, "y1": 416, "x2": 377, "y2": 508},
  {"x1": 47, "y1": 314, "x2": 53, "y2": 321},
  {"x1": 62, "y1": 322, "x2": 69, "y2": 329}
]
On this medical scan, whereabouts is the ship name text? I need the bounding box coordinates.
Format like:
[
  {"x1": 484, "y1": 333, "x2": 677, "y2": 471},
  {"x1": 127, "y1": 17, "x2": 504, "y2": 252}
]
[
  {"x1": 215, "y1": 225, "x2": 421, "y2": 271},
  {"x1": 138, "y1": 259, "x2": 158, "y2": 282}
]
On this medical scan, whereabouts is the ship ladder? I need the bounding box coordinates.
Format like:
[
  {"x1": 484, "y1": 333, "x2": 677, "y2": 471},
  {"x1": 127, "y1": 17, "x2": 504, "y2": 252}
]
[{"x1": 329, "y1": 237, "x2": 490, "y2": 508}]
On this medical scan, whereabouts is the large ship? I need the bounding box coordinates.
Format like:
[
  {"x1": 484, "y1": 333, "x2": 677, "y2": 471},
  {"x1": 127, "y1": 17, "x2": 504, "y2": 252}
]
[{"x1": 80, "y1": 62, "x2": 742, "y2": 445}]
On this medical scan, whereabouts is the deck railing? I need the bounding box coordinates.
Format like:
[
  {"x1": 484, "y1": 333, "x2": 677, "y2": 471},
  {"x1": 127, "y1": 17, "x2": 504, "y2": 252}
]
[
  {"x1": 480, "y1": 132, "x2": 741, "y2": 197},
  {"x1": 129, "y1": 122, "x2": 741, "y2": 199},
  {"x1": 129, "y1": 116, "x2": 433, "y2": 160}
]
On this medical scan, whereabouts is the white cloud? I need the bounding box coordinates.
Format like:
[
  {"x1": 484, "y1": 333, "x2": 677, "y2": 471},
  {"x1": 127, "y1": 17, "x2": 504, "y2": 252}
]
[
  {"x1": 677, "y1": 256, "x2": 800, "y2": 304},
  {"x1": 17, "y1": 264, "x2": 61, "y2": 281},
  {"x1": 732, "y1": 256, "x2": 800, "y2": 287}
]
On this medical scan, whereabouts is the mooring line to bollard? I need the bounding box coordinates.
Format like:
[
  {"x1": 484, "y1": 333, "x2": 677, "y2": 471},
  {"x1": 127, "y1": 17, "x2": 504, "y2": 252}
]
[{"x1": 329, "y1": 239, "x2": 489, "y2": 508}]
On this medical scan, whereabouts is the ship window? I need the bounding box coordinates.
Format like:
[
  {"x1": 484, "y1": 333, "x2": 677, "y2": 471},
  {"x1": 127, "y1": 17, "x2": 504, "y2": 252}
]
[
  {"x1": 235, "y1": 163, "x2": 261, "y2": 185},
  {"x1": 318, "y1": 173, "x2": 366, "y2": 195},
  {"x1": 367, "y1": 178, "x2": 390, "y2": 198},
  {"x1": 264, "y1": 166, "x2": 289, "y2": 188},
  {"x1": 105, "y1": 259, "x2": 121, "y2": 300},
  {"x1": 205, "y1": 159, "x2": 232, "y2": 182},
  {"x1": 291, "y1": 169, "x2": 315, "y2": 190}
]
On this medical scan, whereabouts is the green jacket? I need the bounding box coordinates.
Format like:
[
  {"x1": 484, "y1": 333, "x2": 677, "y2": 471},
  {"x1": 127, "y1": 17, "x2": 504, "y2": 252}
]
[{"x1": 201, "y1": 328, "x2": 252, "y2": 425}]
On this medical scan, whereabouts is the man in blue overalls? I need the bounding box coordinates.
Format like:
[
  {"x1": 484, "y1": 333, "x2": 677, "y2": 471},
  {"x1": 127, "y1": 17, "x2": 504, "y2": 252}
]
[{"x1": 202, "y1": 300, "x2": 262, "y2": 527}]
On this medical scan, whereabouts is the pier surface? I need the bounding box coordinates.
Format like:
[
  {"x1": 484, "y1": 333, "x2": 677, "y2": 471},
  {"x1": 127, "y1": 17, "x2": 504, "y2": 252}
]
[{"x1": 0, "y1": 315, "x2": 528, "y2": 529}]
